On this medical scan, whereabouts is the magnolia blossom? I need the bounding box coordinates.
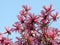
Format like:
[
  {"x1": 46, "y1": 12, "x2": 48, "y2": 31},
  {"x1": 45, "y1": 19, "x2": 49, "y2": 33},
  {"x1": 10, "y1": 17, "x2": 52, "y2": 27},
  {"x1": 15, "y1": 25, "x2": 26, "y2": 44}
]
[
  {"x1": 0, "y1": 5, "x2": 60, "y2": 45},
  {"x1": 54, "y1": 31, "x2": 60, "y2": 44},
  {"x1": 45, "y1": 27, "x2": 57, "y2": 40}
]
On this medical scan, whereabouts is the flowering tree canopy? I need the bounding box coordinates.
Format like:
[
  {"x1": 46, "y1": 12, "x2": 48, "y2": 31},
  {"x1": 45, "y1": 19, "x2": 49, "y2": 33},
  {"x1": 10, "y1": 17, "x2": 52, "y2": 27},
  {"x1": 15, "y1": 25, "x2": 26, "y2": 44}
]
[{"x1": 0, "y1": 5, "x2": 60, "y2": 45}]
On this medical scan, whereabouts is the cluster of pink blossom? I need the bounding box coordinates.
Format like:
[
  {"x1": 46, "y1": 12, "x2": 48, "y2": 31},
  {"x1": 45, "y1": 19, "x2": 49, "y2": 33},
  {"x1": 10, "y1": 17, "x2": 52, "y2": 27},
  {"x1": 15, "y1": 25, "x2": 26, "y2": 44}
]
[{"x1": 0, "y1": 5, "x2": 60, "y2": 45}]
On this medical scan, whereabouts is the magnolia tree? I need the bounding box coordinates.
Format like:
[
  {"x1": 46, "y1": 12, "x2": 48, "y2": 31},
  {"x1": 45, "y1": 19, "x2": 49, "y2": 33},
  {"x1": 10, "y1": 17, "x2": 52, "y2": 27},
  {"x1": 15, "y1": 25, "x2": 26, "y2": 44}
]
[{"x1": 0, "y1": 5, "x2": 60, "y2": 45}]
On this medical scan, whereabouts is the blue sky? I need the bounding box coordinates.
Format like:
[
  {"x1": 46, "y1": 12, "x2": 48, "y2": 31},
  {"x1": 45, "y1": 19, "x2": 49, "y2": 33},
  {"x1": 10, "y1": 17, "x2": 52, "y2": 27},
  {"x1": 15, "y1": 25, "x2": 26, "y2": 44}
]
[{"x1": 0, "y1": 0, "x2": 60, "y2": 42}]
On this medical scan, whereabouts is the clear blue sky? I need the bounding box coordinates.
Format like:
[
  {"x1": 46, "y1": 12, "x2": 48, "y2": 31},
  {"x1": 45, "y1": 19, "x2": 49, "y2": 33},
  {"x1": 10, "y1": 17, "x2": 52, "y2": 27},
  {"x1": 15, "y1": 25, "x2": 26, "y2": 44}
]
[{"x1": 0, "y1": 0, "x2": 60, "y2": 42}]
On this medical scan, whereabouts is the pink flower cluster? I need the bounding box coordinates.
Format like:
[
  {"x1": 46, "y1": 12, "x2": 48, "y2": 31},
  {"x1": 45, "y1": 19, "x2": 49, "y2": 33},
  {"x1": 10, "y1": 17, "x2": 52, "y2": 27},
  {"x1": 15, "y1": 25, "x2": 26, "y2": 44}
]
[{"x1": 0, "y1": 5, "x2": 60, "y2": 45}]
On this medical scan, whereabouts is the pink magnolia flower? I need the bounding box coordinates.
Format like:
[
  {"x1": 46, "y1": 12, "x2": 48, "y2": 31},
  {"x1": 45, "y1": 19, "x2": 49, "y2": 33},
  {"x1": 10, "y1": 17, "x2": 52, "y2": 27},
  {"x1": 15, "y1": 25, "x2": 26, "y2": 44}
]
[
  {"x1": 43, "y1": 5, "x2": 54, "y2": 13},
  {"x1": 19, "y1": 5, "x2": 31, "y2": 17},
  {"x1": 17, "y1": 15, "x2": 25, "y2": 23},
  {"x1": 27, "y1": 13, "x2": 41, "y2": 23},
  {"x1": 0, "y1": 35, "x2": 11, "y2": 45},
  {"x1": 13, "y1": 22, "x2": 24, "y2": 33},
  {"x1": 22, "y1": 5, "x2": 31, "y2": 11},
  {"x1": 51, "y1": 12, "x2": 58, "y2": 21},
  {"x1": 5, "y1": 26, "x2": 11, "y2": 35},
  {"x1": 54, "y1": 31, "x2": 60, "y2": 44},
  {"x1": 3, "y1": 38, "x2": 11, "y2": 45},
  {"x1": 46, "y1": 27, "x2": 57, "y2": 39},
  {"x1": 20, "y1": 10, "x2": 28, "y2": 16}
]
